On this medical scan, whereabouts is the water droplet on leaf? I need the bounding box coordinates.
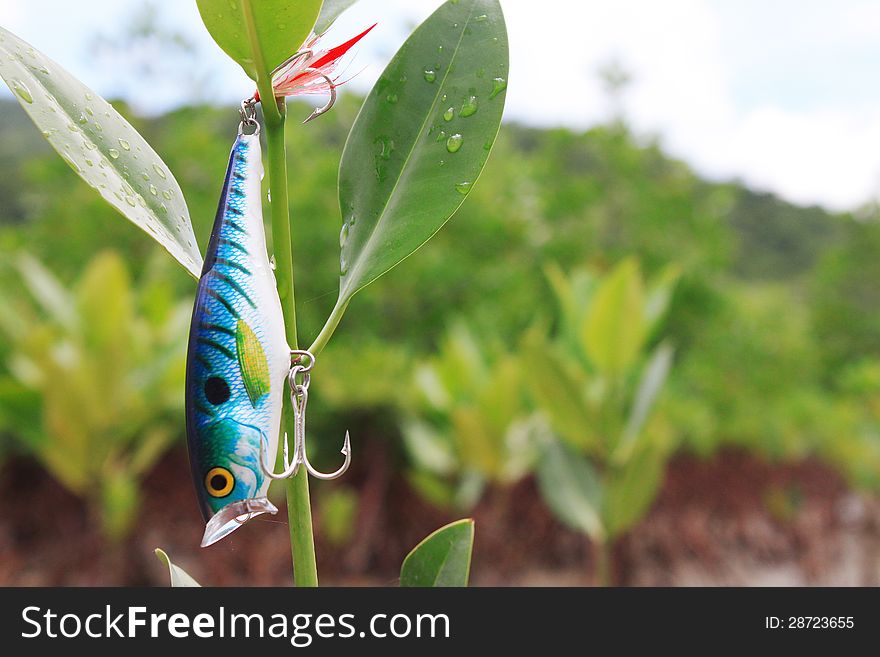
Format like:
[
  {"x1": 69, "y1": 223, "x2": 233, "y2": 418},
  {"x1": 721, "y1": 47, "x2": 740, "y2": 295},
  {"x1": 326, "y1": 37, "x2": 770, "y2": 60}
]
[
  {"x1": 455, "y1": 181, "x2": 472, "y2": 194},
  {"x1": 490, "y1": 77, "x2": 507, "y2": 99},
  {"x1": 108, "y1": 148, "x2": 120, "y2": 159},
  {"x1": 446, "y1": 134, "x2": 463, "y2": 153},
  {"x1": 61, "y1": 154, "x2": 80, "y2": 174},
  {"x1": 118, "y1": 138, "x2": 131, "y2": 150},
  {"x1": 443, "y1": 107, "x2": 454, "y2": 121},
  {"x1": 424, "y1": 69, "x2": 436, "y2": 82},
  {"x1": 11, "y1": 79, "x2": 33, "y2": 103},
  {"x1": 460, "y1": 95, "x2": 478, "y2": 117},
  {"x1": 378, "y1": 137, "x2": 394, "y2": 160}
]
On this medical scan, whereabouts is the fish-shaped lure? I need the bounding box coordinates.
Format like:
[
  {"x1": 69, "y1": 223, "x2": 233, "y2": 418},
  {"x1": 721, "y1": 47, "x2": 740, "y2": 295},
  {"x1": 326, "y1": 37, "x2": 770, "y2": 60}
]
[{"x1": 185, "y1": 132, "x2": 289, "y2": 547}]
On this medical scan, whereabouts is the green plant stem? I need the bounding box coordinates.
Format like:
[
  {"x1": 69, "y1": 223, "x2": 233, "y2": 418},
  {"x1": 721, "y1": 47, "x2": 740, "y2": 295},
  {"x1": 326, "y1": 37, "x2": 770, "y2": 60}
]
[
  {"x1": 243, "y1": 0, "x2": 318, "y2": 588},
  {"x1": 241, "y1": 0, "x2": 280, "y2": 126},
  {"x1": 308, "y1": 298, "x2": 349, "y2": 357},
  {"x1": 594, "y1": 538, "x2": 613, "y2": 587},
  {"x1": 265, "y1": 119, "x2": 318, "y2": 587}
]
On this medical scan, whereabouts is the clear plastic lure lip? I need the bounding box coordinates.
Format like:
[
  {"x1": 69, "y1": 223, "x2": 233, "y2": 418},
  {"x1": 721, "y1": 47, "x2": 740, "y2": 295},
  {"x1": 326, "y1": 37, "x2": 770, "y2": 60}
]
[{"x1": 200, "y1": 497, "x2": 279, "y2": 547}]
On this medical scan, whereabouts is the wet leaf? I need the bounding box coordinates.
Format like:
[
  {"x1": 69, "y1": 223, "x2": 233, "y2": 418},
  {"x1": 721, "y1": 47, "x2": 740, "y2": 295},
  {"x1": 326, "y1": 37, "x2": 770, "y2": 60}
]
[
  {"x1": 332, "y1": 0, "x2": 508, "y2": 316},
  {"x1": 0, "y1": 26, "x2": 202, "y2": 278}
]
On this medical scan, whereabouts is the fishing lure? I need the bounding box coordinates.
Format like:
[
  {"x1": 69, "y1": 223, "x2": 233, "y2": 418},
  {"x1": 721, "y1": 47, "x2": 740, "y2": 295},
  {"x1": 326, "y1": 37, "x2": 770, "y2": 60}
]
[
  {"x1": 185, "y1": 120, "x2": 290, "y2": 547},
  {"x1": 185, "y1": 23, "x2": 374, "y2": 546}
]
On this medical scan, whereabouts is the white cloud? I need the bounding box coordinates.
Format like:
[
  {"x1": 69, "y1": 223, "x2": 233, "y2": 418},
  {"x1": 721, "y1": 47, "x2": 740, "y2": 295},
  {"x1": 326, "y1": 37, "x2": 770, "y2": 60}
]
[{"x1": 2, "y1": 0, "x2": 880, "y2": 211}]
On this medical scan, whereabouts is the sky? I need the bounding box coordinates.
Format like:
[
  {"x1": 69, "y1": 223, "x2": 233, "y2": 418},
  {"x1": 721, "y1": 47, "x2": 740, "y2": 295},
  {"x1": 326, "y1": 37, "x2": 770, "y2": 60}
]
[{"x1": 2, "y1": 0, "x2": 880, "y2": 211}]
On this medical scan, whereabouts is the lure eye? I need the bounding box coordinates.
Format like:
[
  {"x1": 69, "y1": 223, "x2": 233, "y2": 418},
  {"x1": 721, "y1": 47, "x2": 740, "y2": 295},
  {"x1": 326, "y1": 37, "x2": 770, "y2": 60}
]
[
  {"x1": 204, "y1": 376, "x2": 231, "y2": 405},
  {"x1": 204, "y1": 466, "x2": 235, "y2": 497}
]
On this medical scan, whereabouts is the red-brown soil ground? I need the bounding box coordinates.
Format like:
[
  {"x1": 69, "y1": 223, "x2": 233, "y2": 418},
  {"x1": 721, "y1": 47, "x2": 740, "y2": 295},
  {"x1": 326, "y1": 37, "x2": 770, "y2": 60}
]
[{"x1": 1, "y1": 448, "x2": 878, "y2": 586}]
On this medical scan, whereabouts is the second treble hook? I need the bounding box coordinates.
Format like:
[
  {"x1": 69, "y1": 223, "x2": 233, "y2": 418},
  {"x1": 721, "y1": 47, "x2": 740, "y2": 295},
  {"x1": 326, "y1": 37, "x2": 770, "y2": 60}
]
[{"x1": 260, "y1": 349, "x2": 352, "y2": 481}]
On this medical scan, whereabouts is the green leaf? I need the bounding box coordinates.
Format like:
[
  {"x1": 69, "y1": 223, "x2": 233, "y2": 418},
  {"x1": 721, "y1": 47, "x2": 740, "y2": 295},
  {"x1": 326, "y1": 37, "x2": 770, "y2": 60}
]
[
  {"x1": 15, "y1": 253, "x2": 76, "y2": 329},
  {"x1": 76, "y1": 251, "x2": 133, "y2": 354},
  {"x1": 0, "y1": 26, "x2": 202, "y2": 279},
  {"x1": 154, "y1": 548, "x2": 202, "y2": 587},
  {"x1": 196, "y1": 0, "x2": 323, "y2": 79},
  {"x1": 604, "y1": 445, "x2": 666, "y2": 538},
  {"x1": 400, "y1": 519, "x2": 474, "y2": 587},
  {"x1": 523, "y1": 330, "x2": 598, "y2": 452},
  {"x1": 536, "y1": 439, "x2": 605, "y2": 541},
  {"x1": 644, "y1": 264, "x2": 681, "y2": 336},
  {"x1": 582, "y1": 258, "x2": 646, "y2": 378},
  {"x1": 335, "y1": 0, "x2": 508, "y2": 309},
  {"x1": 315, "y1": 0, "x2": 359, "y2": 34},
  {"x1": 615, "y1": 342, "x2": 674, "y2": 462},
  {"x1": 545, "y1": 263, "x2": 597, "y2": 338}
]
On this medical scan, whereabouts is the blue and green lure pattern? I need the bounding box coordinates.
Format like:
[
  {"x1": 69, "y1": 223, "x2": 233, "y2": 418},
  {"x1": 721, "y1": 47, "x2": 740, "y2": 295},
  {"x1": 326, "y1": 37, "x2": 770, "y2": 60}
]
[{"x1": 185, "y1": 131, "x2": 290, "y2": 547}]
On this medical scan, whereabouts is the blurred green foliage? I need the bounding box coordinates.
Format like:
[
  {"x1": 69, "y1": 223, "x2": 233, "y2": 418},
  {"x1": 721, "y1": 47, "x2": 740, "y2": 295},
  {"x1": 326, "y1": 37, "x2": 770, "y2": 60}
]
[
  {"x1": 526, "y1": 260, "x2": 677, "y2": 584},
  {"x1": 1, "y1": 87, "x2": 880, "y2": 543},
  {"x1": 400, "y1": 321, "x2": 534, "y2": 509},
  {"x1": 0, "y1": 248, "x2": 188, "y2": 539}
]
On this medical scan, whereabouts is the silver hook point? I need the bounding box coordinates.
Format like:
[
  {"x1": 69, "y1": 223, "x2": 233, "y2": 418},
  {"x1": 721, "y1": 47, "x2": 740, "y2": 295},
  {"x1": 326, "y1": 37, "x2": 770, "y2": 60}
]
[
  {"x1": 301, "y1": 69, "x2": 338, "y2": 124},
  {"x1": 303, "y1": 430, "x2": 351, "y2": 480}
]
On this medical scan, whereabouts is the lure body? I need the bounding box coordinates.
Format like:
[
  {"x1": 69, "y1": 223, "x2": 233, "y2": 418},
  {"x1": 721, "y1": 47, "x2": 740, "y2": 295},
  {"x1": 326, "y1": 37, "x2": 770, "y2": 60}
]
[{"x1": 185, "y1": 133, "x2": 289, "y2": 547}]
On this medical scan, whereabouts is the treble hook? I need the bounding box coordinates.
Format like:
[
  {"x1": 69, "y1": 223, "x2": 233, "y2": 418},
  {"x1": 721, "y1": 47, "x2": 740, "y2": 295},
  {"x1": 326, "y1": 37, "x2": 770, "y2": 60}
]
[
  {"x1": 300, "y1": 68, "x2": 337, "y2": 124},
  {"x1": 259, "y1": 349, "x2": 351, "y2": 481},
  {"x1": 255, "y1": 50, "x2": 338, "y2": 124}
]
